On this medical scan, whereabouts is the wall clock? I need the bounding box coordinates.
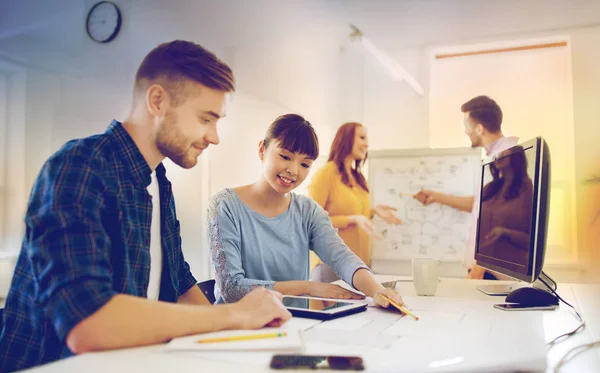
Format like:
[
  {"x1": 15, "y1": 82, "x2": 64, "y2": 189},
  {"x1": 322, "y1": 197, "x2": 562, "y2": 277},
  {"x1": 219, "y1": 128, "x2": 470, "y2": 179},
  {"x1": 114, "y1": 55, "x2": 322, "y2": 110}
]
[{"x1": 86, "y1": 1, "x2": 122, "y2": 43}]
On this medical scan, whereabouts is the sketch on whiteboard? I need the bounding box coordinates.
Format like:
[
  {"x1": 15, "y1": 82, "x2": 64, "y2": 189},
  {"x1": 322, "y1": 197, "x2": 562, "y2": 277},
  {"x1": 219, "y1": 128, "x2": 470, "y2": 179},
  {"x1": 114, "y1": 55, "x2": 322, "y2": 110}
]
[{"x1": 369, "y1": 153, "x2": 479, "y2": 262}]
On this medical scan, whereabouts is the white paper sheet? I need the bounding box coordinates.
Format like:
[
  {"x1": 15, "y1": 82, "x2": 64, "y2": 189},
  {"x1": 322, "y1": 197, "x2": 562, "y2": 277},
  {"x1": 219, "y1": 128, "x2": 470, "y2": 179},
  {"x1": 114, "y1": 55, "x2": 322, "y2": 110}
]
[
  {"x1": 282, "y1": 317, "x2": 323, "y2": 331},
  {"x1": 382, "y1": 310, "x2": 465, "y2": 337},
  {"x1": 314, "y1": 317, "x2": 372, "y2": 331},
  {"x1": 173, "y1": 350, "x2": 274, "y2": 366},
  {"x1": 171, "y1": 340, "x2": 385, "y2": 367},
  {"x1": 402, "y1": 296, "x2": 498, "y2": 313},
  {"x1": 304, "y1": 327, "x2": 399, "y2": 349},
  {"x1": 381, "y1": 296, "x2": 506, "y2": 338},
  {"x1": 374, "y1": 314, "x2": 547, "y2": 373},
  {"x1": 304, "y1": 342, "x2": 383, "y2": 361}
]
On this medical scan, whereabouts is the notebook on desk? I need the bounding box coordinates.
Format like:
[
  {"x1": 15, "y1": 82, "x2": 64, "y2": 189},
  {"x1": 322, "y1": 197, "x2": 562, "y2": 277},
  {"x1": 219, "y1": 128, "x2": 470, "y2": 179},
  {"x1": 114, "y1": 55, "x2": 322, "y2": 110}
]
[{"x1": 166, "y1": 328, "x2": 305, "y2": 352}]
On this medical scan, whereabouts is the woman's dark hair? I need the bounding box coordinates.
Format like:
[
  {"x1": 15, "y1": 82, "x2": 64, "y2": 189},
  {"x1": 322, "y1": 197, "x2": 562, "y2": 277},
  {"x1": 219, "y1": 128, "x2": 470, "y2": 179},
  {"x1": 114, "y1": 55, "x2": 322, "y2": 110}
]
[
  {"x1": 328, "y1": 122, "x2": 369, "y2": 192},
  {"x1": 263, "y1": 114, "x2": 319, "y2": 160},
  {"x1": 482, "y1": 146, "x2": 529, "y2": 202}
]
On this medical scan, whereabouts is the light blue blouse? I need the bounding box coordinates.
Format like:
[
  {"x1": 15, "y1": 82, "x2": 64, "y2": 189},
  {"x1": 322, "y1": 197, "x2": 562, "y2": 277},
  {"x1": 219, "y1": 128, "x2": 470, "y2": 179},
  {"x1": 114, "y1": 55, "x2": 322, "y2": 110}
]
[{"x1": 208, "y1": 188, "x2": 368, "y2": 303}]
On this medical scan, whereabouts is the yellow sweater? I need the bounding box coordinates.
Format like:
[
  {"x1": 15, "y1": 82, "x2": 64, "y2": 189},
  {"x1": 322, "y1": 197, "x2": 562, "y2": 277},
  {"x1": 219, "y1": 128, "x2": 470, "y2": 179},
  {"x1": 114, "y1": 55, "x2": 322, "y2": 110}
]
[{"x1": 308, "y1": 161, "x2": 372, "y2": 268}]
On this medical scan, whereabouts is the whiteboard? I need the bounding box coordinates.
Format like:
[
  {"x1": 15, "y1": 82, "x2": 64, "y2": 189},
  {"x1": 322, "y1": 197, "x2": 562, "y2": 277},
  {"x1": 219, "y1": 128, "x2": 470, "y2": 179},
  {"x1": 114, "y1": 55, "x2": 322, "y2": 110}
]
[{"x1": 367, "y1": 147, "x2": 481, "y2": 273}]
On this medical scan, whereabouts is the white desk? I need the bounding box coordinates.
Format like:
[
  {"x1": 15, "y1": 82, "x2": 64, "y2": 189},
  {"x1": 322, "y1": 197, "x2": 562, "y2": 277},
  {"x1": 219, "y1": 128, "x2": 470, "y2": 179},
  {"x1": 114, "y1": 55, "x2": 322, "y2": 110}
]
[{"x1": 22, "y1": 277, "x2": 600, "y2": 373}]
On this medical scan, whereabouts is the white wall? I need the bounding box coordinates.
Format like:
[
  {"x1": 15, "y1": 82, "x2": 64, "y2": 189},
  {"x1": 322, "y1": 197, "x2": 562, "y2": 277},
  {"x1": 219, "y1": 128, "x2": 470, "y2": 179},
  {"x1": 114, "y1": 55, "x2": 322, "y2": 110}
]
[
  {"x1": 0, "y1": 59, "x2": 26, "y2": 254},
  {"x1": 0, "y1": 0, "x2": 348, "y2": 281},
  {"x1": 337, "y1": 42, "x2": 429, "y2": 151},
  {"x1": 0, "y1": 73, "x2": 6, "y2": 251},
  {"x1": 569, "y1": 26, "x2": 600, "y2": 282},
  {"x1": 362, "y1": 47, "x2": 429, "y2": 150}
]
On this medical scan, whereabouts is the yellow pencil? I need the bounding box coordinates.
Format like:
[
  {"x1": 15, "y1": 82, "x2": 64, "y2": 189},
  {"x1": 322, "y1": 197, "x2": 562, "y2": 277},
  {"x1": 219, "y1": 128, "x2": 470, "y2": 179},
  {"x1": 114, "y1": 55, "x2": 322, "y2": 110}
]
[
  {"x1": 380, "y1": 295, "x2": 419, "y2": 320},
  {"x1": 196, "y1": 332, "x2": 287, "y2": 344}
]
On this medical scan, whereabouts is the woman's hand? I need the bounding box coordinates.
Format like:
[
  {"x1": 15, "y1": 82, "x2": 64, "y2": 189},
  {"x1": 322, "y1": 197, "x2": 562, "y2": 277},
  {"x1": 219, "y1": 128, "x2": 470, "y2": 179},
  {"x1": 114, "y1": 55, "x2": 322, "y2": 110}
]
[
  {"x1": 372, "y1": 287, "x2": 405, "y2": 309},
  {"x1": 349, "y1": 215, "x2": 380, "y2": 239},
  {"x1": 373, "y1": 205, "x2": 402, "y2": 225},
  {"x1": 307, "y1": 282, "x2": 366, "y2": 300}
]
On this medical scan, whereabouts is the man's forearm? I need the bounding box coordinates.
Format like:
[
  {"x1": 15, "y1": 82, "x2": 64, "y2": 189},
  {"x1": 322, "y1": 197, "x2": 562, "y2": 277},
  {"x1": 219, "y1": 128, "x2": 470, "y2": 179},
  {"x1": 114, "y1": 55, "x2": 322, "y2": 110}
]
[
  {"x1": 66, "y1": 294, "x2": 236, "y2": 354},
  {"x1": 436, "y1": 194, "x2": 474, "y2": 212}
]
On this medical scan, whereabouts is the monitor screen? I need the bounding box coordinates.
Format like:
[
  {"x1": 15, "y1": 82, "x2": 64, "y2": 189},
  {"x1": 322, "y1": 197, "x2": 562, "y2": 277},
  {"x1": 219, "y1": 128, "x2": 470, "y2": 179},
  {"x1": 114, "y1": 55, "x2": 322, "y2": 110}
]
[{"x1": 475, "y1": 137, "x2": 550, "y2": 283}]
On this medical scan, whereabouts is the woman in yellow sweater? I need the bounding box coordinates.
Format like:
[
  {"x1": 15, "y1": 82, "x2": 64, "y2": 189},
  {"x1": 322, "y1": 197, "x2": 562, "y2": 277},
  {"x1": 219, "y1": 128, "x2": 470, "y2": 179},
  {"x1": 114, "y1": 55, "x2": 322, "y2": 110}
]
[{"x1": 308, "y1": 122, "x2": 401, "y2": 281}]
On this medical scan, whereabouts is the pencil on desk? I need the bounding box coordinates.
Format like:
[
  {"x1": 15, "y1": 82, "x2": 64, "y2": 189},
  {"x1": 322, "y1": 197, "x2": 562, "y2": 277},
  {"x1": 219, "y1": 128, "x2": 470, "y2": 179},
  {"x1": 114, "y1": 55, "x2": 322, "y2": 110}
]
[
  {"x1": 380, "y1": 295, "x2": 419, "y2": 320},
  {"x1": 196, "y1": 332, "x2": 287, "y2": 344}
]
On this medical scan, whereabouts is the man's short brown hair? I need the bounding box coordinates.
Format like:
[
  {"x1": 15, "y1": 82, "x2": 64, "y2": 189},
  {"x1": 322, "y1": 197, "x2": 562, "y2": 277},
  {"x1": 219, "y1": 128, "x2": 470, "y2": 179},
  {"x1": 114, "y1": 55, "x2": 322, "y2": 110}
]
[
  {"x1": 461, "y1": 95, "x2": 503, "y2": 133},
  {"x1": 135, "y1": 40, "x2": 234, "y2": 106}
]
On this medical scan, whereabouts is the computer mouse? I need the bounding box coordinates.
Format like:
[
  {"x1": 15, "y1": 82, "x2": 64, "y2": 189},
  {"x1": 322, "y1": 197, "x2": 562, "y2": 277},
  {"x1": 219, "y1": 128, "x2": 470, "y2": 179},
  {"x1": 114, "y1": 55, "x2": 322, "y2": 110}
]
[{"x1": 505, "y1": 287, "x2": 559, "y2": 307}]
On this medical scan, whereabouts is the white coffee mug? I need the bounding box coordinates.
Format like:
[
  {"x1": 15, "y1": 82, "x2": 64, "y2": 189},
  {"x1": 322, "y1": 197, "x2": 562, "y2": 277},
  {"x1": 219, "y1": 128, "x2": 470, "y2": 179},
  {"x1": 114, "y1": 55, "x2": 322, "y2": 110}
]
[{"x1": 412, "y1": 257, "x2": 440, "y2": 296}]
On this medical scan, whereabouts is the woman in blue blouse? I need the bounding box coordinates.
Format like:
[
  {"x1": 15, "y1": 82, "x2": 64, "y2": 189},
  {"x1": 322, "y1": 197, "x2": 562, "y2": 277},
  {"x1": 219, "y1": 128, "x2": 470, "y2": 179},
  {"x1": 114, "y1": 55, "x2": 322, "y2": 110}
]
[{"x1": 208, "y1": 114, "x2": 404, "y2": 309}]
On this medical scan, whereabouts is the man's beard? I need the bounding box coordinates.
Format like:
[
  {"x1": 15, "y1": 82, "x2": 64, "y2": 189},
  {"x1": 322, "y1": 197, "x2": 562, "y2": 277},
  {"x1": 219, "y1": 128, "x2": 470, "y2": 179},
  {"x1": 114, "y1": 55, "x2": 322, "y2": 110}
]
[
  {"x1": 156, "y1": 110, "x2": 198, "y2": 169},
  {"x1": 470, "y1": 136, "x2": 482, "y2": 148}
]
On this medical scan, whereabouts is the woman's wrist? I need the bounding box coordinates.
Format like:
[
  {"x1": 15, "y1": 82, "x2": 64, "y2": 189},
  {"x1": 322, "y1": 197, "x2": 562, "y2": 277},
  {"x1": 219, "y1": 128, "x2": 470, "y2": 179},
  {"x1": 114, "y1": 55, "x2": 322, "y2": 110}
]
[
  {"x1": 368, "y1": 282, "x2": 385, "y2": 298},
  {"x1": 274, "y1": 280, "x2": 311, "y2": 296},
  {"x1": 352, "y1": 268, "x2": 383, "y2": 297},
  {"x1": 372, "y1": 206, "x2": 380, "y2": 217},
  {"x1": 301, "y1": 281, "x2": 313, "y2": 295}
]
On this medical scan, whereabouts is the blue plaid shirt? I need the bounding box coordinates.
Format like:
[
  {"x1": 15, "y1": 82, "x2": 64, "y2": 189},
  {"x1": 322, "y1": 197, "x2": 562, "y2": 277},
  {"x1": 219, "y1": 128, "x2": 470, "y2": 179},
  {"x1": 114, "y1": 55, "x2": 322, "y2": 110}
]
[{"x1": 0, "y1": 121, "x2": 197, "y2": 372}]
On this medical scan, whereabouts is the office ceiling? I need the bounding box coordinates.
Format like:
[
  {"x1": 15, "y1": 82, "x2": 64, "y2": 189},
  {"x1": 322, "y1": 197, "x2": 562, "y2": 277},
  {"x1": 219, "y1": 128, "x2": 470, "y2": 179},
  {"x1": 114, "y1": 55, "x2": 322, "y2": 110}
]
[
  {"x1": 1, "y1": 0, "x2": 600, "y2": 66},
  {"x1": 338, "y1": 0, "x2": 600, "y2": 50}
]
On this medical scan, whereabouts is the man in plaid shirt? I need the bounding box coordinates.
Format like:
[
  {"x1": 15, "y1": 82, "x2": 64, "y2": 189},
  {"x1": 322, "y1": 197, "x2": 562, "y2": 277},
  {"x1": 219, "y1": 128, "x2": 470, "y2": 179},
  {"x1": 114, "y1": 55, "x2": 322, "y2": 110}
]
[{"x1": 0, "y1": 40, "x2": 291, "y2": 372}]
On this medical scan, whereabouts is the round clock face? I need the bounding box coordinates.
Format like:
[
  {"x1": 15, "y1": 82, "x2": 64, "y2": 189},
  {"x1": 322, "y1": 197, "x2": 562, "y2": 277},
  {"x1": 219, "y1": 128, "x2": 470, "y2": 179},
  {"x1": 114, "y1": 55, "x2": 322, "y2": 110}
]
[{"x1": 86, "y1": 1, "x2": 122, "y2": 43}]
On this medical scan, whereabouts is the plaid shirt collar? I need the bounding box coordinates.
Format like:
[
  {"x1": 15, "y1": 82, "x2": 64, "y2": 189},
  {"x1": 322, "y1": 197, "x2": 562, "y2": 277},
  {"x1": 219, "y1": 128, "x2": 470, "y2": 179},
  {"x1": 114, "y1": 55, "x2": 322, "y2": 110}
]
[{"x1": 107, "y1": 120, "x2": 167, "y2": 187}]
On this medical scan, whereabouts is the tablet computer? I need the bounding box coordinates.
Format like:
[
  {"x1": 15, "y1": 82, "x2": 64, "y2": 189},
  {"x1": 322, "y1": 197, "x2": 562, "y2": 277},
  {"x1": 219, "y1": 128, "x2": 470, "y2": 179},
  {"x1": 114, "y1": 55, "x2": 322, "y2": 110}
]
[{"x1": 282, "y1": 295, "x2": 368, "y2": 320}]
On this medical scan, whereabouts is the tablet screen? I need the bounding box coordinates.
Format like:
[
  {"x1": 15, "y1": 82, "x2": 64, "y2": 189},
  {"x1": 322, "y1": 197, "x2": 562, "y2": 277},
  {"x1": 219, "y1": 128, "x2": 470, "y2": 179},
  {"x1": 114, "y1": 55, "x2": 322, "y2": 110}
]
[{"x1": 282, "y1": 297, "x2": 355, "y2": 312}]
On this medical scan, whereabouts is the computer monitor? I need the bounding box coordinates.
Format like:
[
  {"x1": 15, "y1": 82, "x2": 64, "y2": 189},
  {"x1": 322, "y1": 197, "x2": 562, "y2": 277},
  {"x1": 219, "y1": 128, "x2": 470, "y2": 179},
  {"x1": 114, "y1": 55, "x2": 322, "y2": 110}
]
[{"x1": 474, "y1": 137, "x2": 550, "y2": 295}]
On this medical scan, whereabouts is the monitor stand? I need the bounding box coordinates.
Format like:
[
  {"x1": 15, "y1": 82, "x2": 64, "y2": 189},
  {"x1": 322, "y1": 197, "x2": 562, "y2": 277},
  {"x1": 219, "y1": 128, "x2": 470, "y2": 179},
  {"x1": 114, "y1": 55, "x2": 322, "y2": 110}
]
[{"x1": 476, "y1": 283, "x2": 526, "y2": 296}]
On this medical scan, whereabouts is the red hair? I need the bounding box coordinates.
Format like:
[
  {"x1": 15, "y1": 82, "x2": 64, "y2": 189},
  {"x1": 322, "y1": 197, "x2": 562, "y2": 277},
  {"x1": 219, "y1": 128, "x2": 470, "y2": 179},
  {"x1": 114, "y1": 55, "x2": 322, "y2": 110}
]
[{"x1": 328, "y1": 122, "x2": 369, "y2": 192}]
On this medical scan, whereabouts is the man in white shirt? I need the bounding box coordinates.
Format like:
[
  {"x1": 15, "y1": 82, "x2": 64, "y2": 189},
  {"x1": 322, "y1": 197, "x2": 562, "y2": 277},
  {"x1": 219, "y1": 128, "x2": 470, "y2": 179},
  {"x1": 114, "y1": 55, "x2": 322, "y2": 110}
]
[
  {"x1": 414, "y1": 96, "x2": 518, "y2": 280},
  {"x1": 0, "y1": 40, "x2": 291, "y2": 372}
]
